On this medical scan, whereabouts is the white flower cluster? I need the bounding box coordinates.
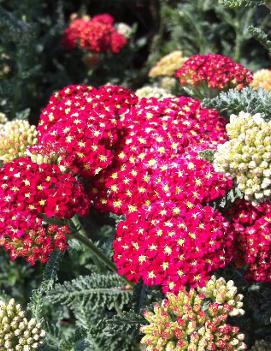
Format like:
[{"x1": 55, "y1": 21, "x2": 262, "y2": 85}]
[
  {"x1": 199, "y1": 275, "x2": 244, "y2": 317},
  {"x1": 135, "y1": 86, "x2": 174, "y2": 99},
  {"x1": 0, "y1": 298, "x2": 45, "y2": 351},
  {"x1": 0, "y1": 112, "x2": 8, "y2": 125},
  {"x1": 214, "y1": 112, "x2": 271, "y2": 203},
  {"x1": 0, "y1": 120, "x2": 38, "y2": 163},
  {"x1": 115, "y1": 22, "x2": 133, "y2": 38}
]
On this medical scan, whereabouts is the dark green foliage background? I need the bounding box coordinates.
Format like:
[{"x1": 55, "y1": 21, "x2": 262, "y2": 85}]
[{"x1": 1, "y1": 0, "x2": 271, "y2": 350}]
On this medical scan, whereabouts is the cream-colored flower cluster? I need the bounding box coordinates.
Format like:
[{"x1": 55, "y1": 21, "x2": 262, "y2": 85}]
[
  {"x1": 251, "y1": 69, "x2": 271, "y2": 92},
  {"x1": 141, "y1": 277, "x2": 246, "y2": 351},
  {"x1": 251, "y1": 340, "x2": 271, "y2": 351},
  {"x1": 0, "y1": 298, "x2": 45, "y2": 350},
  {"x1": 115, "y1": 23, "x2": 132, "y2": 38},
  {"x1": 214, "y1": 112, "x2": 271, "y2": 203},
  {"x1": 199, "y1": 276, "x2": 244, "y2": 316},
  {"x1": 149, "y1": 51, "x2": 187, "y2": 78},
  {"x1": 0, "y1": 120, "x2": 38, "y2": 163},
  {"x1": 0, "y1": 113, "x2": 8, "y2": 125},
  {"x1": 135, "y1": 86, "x2": 174, "y2": 99}
]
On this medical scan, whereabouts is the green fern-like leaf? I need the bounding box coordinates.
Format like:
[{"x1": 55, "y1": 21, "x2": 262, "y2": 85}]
[
  {"x1": 203, "y1": 87, "x2": 271, "y2": 119},
  {"x1": 248, "y1": 25, "x2": 271, "y2": 54},
  {"x1": 219, "y1": 0, "x2": 266, "y2": 7},
  {"x1": 46, "y1": 274, "x2": 132, "y2": 310}
]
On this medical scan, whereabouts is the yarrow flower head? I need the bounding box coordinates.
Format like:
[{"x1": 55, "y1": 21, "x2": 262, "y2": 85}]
[
  {"x1": 228, "y1": 199, "x2": 271, "y2": 283},
  {"x1": 62, "y1": 13, "x2": 128, "y2": 54},
  {"x1": 0, "y1": 157, "x2": 89, "y2": 219},
  {"x1": 0, "y1": 157, "x2": 89, "y2": 264},
  {"x1": 176, "y1": 54, "x2": 253, "y2": 97},
  {"x1": 135, "y1": 86, "x2": 174, "y2": 99},
  {"x1": 0, "y1": 120, "x2": 38, "y2": 163},
  {"x1": 37, "y1": 85, "x2": 138, "y2": 178},
  {"x1": 113, "y1": 201, "x2": 234, "y2": 293},
  {"x1": 0, "y1": 298, "x2": 45, "y2": 350},
  {"x1": 149, "y1": 51, "x2": 187, "y2": 78},
  {"x1": 214, "y1": 112, "x2": 271, "y2": 203},
  {"x1": 251, "y1": 69, "x2": 271, "y2": 91},
  {"x1": 141, "y1": 277, "x2": 246, "y2": 351}
]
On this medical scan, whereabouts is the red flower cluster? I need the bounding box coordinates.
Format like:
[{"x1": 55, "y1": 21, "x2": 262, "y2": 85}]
[
  {"x1": 120, "y1": 97, "x2": 227, "y2": 157},
  {"x1": 176, "y1": 54, "x2": 253, "y2": 91},
  {"x1": 0, "y1": 157, "x2": 89, "y2": 219},
  {"x1": 0, "y1": 157, "x2": 90, "y2": 264},
  {"x1": 0, "y1": 212, "x2": 70, "y2": 265},
  {"x1": 38, "y1": 85, "x2": 138, "y2": 178},
  {"x1": 90, "y1": 152, "x2": 232, "y2": 216},
  {"x1": 62, "y1": 14, "x2": 128, "y2": 54},
  {"x1": 90, "y1": 97, "x2": 230, "y2": 215},
  {"x1": 229, "y1": 200, "x2": 271, "y2": 282},
  {"x1": 114, "y1": 201, "x2": 234, "y2": 293}
]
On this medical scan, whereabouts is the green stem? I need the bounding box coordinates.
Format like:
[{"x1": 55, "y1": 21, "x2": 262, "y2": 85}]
[{"x1": 70, "y1": 216, "x2": 117, "y2": 273}]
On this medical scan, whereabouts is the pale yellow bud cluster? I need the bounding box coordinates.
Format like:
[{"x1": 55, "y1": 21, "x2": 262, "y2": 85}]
[
  {"x1": 0, "y1": 113, "x2": 8, "y2": 125},
  {"x1": 214, "y1": 112, "x2": 271, "y2": 203},
  {"x1": 199, "y1": 275, "x2": 244, "y2": 317},
  {"x1": 115, "y1": 22, "x2": 133, "y2": 38},
  {"x1": 160, "y1": 77, "x2": 177, "y2": 92},
  {"x1": 0, "y1": 298, "x2": 45, "y2": 350},
  {"x1": 141, "y1": 277, "x2": 246, "y2": 351},
  {"x1": 251, "y1": 340, "x2": 271, "y2": 351},
  {"x1": 251, "y1": 69, "x2": 271, "y2": 92},
  {"x1": 149, "y1": 51, "x2": 187, "y2": 78},
  {"x1": 135, "y1": 86, "x2": 174, "y2": 99},
  {"x1": 0, "y1": 120, "x2": 38, "y2": 163}
]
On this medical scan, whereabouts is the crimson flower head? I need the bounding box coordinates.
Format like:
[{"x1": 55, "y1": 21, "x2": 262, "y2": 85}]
[
  {"x1": 0, "y1": 211, "x2": 70, "y2": 265},
  {"x1": 0, "y1": 157, "x2": 90, "y2": 264},
  {"x1": 176, "y1": 54, "x2": 253, "y2": 97},
  {"x1": 0, "y1": 157, "x2": 90, "y2": 219},
  {"x1": 229, "y1": 199, "x2": 271, "y2": 283},
  {"x1": 62, "y1": 13, "x2": 128, "y2": 54},
  {"x1": 113, "y1": 201, "x2": 234, "y2": 293},
  {"x1": 90, "y1": 150, "x2": 232, "y2": 216}
]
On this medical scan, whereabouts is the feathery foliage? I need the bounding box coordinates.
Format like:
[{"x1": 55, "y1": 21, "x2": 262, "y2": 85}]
[
  {"x1": 203, "y1": 87, "x2": 271, "y2": 119},
  {"x1": 46, "y1": 273, "x2": 132, "y2": 310}
]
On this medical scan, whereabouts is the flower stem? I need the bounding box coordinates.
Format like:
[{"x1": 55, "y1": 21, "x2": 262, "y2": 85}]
[{"x1": 70, "y1": 216, "x2": 117, "y2": 273}]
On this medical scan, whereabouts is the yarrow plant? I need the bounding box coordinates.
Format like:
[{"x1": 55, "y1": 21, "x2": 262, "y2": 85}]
[
  {"x1": 141, "y1": 276, "x2": 246, "y2": 351},
  {"x1": 62, "y1": 13, "x2": 130, "y2": 54},
  {"x1": 176, "y1": 54, "x2": 253, "y2": 98},
  {"x1": 214, "y1": 112, "x2": 271, "y2": 203}
]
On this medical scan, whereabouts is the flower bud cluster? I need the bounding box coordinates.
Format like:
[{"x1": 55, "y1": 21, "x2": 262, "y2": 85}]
[
  {"x1": 199, "y1": 276, "x2": 244, "y2": 317},
  {"x1": 214, "y1": 112, "x2": 271, "y2": 203},
  {"x1": 0, "y1": 298, "x2": 45, "y2": 350},
  {"x1": 251, "y1": 69, "x2": 271, "y2": 92},
  {"x1": 141, "y1": 278, "x2": 246, "y2": 351},
  {"x1": 135, "y1": 86, "x2": 174, "y2": 99},
  {"x1": 0, "y1": 112, "x2": 8, "y2": 125},
  {"x1": 0, "y1": 120, "x2": 38, "y2": 163},
  {"x1": 149, "y1": 51, "x2": 187, "y2": 77}
]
